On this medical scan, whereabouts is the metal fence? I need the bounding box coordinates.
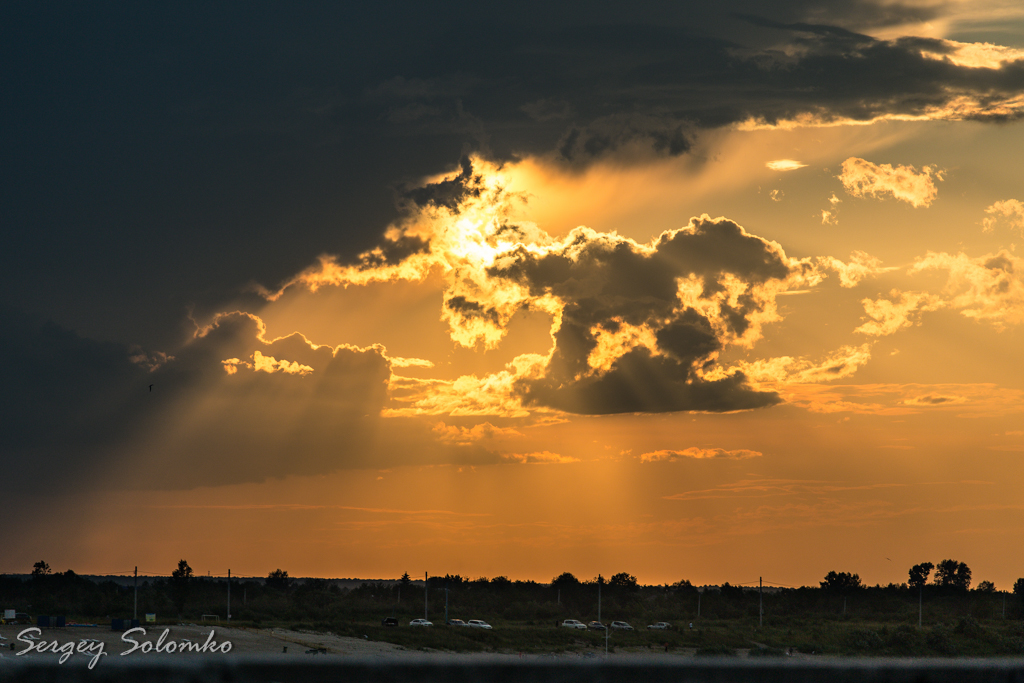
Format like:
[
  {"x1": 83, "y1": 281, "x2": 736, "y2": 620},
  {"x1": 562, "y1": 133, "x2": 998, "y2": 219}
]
[{"x1": 3, "y1": 656, "x2": 1024, "y2": 683}]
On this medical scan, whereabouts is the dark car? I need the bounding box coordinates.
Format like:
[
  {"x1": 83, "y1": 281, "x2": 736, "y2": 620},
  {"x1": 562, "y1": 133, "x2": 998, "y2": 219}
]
[{"x1": 381, "y1": 617, "x2": 399, "y2": 627}]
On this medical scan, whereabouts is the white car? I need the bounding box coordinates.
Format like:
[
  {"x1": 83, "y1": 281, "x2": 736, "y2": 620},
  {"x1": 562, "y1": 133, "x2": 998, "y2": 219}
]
[
  {"x1": 647, "y1": 622, "x2": 672, "y2": 630},
  {"x1": 561, "y1": 619, "x2": 587, "y2": 629},
  {"x1": 467, "y1": 620, "x2": 492, "y2": 629},
  {"x1": 410, "y1": 619, "x2": 433, "y2": 626},
  {"x1": 447, "y1": 619, "x2": 468, "y2": 626},
  {"x1": 610, "y1": 621, "x2": 633, "y2": 630}
]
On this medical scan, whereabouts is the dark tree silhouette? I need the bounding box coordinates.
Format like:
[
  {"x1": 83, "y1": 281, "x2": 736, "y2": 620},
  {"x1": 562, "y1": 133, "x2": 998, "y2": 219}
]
[
  {"x1": 31, "y1": 560, "x2": 51, "y2": 576},
  {"x1": 400, "y1": 572, "x2": 411, "y2": 588},
  {"x1": 820, "y1": 571, "x2": 862, "y2": 592},
  {"x1": 266, "y1": 569, "x2": 291, "y2": 591},
  {"x1": 170, "y1": 559, "x2": 193, "y2": 614},
  {"x1": 935, "y1": 559, "x2": 971, "y2": 590},
  {"x1": 908, "y1": 562, "x2": 934, "y2": 589},
  {"x1": 551, "y1": 572, "x2": 581, "y2": 588},
  {"x1": 609, "y1": 572, "x2": 639, "y2": 590}
]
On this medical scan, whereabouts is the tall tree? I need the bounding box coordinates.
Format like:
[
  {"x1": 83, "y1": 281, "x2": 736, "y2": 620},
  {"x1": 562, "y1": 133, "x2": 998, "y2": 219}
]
[
  {"x1": 609, "y1": 572, "x2": 639, "y2": 591},
  {"x1": 935, "y1": 559, "x2": 971, "y2": 590},
  {"x1": 31, "y1": 560, "x2": 51, "y2": 576},
  {"x1": 908, "y1": 562, "x2": 934, "y2": 589},
  {"x1": 551, "y1": 572, "x2": 580, "y2": 588},
  {"x1": 266, "y1": 569, "x2": 291, "y2": 591},
  {"x1": 820, "y1": 571, "x2": 862, "y2": 592},
  {"x1": 170, "y1": 559, "x2": 193, "y2": 615}
]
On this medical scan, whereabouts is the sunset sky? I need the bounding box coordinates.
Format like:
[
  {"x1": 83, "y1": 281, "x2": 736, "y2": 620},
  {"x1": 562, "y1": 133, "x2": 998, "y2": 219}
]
[{"x1": 3, "y1": 1, "x2": 1024, "y2": 589}]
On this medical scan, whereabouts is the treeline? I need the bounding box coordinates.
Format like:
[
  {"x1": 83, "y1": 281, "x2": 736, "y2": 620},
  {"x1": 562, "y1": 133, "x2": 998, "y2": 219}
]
[{"x1": 3, "y1": 561, "x2": 1023, "y2": 627}]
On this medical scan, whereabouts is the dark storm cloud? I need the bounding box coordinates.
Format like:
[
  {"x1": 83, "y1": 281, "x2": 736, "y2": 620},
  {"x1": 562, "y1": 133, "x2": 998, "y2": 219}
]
[
  {"x1": 5, "y1": 2, "x2": 1020, "y2": 350},
  {"x1": 0, "y1": 305, "x2": 497, "y2": 492}
]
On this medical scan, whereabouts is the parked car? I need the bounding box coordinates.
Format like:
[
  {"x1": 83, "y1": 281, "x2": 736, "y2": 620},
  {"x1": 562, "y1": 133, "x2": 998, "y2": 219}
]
[
  {"x1": 610, "y1": 621, "x2": 633, "y2": 630},
  {"x1": 561, "y1": 619, "x2": 587, "y2": 629},
  {"x1": 381, "y1": 617, "x2": 399, "y2": 627},
  {"x1": 447, "y1": 619, "x2": 467, "y2": 626},
  {"x1": 587, "y1": 621, "x2": 606, "y2": 631},
  {"x1": 467, "y1": 620, "x2": 492, "y2": 629},
  {"x1": 409, "y1": 619, "x2": 433, "y2": 626},
  {"x1": 647, "y1": 622, "x2": 672, "y2": 630}
]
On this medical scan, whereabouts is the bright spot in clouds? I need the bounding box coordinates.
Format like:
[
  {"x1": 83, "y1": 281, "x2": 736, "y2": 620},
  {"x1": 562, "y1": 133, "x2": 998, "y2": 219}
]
[{"x1": 766, "y1": 159, "x2": 807, "y2": 171}]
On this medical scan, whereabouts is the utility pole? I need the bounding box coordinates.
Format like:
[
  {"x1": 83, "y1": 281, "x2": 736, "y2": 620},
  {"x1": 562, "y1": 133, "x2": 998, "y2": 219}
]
[
  {"x1": 133, "y1": 567, "x2": 138, "y2": 621},
  {"x1": 759, "y1": 577, "x2": 763, "y2": 628},
  {"x1": 918, "y1": 585, "x2": 923, "y2": 628},
  {"x1": 697, "y1": 589, "x2": 701, "y2": 618},
  {"x1": 424, "y1": 572, "x2": 428, "y2": 621},
  {"x1": 444, "y1": 584, "x2": 449, "y2": 626},
  {"x1": 227, "y1": 569, "x2": 231, "y2": 621},
  {"x1": 598, "y1": 577, "x2": 602, "y2": 623}
]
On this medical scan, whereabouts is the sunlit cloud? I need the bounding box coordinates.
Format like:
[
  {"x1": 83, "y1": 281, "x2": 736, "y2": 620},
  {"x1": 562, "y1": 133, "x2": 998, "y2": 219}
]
[
  {"x1": 779, "y1": 383, "x2": 1024, "y2": 416},
  {"x1": 256, "y1": 157, "x2": 832, "y2": 416},
  {"x1": 821, "y1": 192, "x2": 842, "y2": 225},
  {"x1": 838, "y1": 157, "x2": 943, "y2": 207},
  {"x1": 855, "y1": 290, "x2": 943, "y2": 336},
  {"x1": 910, "y1": 250, "x2": 1024, "y2": 328},
  {"x1": 982, "y1": 199, "x2": 1024, "y2": 235},
  {"x1": 734, "y1": 344, "x2": 873, "y2": 387},
  {"x1": 502, "y1": 451, "x2": 578, "y2": 464},
  {"x1": 919, "y1": 39, "x2": 1024, "y2": 69},
  {"x1": 641, "y1": 448, "x2": 761, "y2": 462},
  {"x1": 819, "y1": 251, "x2": 897, "y2": 288},
  {"x1": 432, "y1": 421, "x2": 524, "y2": 445}
]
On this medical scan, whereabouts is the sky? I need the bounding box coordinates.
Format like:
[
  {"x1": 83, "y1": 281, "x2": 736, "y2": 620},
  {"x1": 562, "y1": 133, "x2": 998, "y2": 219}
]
[{"x1": 3, "y1": 1, "x2": 1024, "y2": 589}]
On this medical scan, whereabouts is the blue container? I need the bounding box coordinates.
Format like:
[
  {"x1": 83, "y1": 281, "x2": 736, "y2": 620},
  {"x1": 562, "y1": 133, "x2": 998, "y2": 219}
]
[
  {"x1": 130, "y1": 619, "x2": 140, "y2": 628},
  {"x1": 55, "y1": 616, "x2": 66, "y2": 628},
  {"x1": 37, "y1": 615, "x2": 50, "y2": 628},
  {"x1": 111, "y1": 618, "x2": 124, "y2": 631}
]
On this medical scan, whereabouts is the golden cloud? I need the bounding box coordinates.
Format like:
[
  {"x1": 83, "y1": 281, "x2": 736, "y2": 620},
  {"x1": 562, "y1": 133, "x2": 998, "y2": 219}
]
[
  {"x1": 432, "y1": 421, "x2": 524, "y2": 445},
  {"x1": 919, "y1": 40, "x2": 1024, "y2": 70},
  {"x1": 838, "y1": 157, "x2": 943, "y2": 208},
  {"x1": 982, "y1": 199, "x2": 1024, "y2": 236},
  {"x1": 910, "y1": 250, "x2": 1024, "y2": 329},
  {"x1": 819, "y1": 251, "x2": 897, "y2": 288},
  {"x1": 855, "y1": 290, "x2": 944, "y2": 336},
  {"x1": 256, "y1": 158, "x2": 825, "y2": 416},
  {"x1": 501, "y1": 451, "x2": 578, "y2": 464},
  {"x1": 641, "y1": 448, "x2": 762, "y2": 462}
]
